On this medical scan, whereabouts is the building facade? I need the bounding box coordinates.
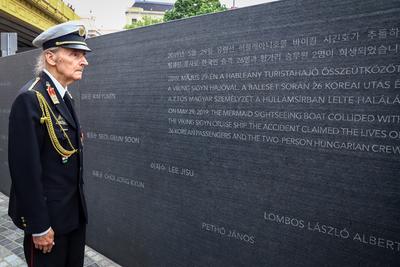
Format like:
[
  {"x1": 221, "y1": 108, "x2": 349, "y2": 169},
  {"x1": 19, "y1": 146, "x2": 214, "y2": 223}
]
[
  {"x1": 125, "y1": 0, "x2": 173, "y2": 25},
  {"x1": 0, "y1": 0, "x2": 79, "y2": 54}
]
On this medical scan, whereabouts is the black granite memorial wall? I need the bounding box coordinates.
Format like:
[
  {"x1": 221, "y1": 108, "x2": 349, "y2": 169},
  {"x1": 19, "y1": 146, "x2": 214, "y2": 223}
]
[
  {"x1": 0, "y1": 51, "x2": 40, "y2": 194},
  {"x1": 0, "y1": 0, "x2": 399, "y2": 266}
]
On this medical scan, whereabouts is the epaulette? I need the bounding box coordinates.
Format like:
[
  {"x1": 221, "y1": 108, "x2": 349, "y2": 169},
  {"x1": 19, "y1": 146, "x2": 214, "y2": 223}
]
[{"x1": 27, "y1": 77, "x2": 41, "y2": 91}]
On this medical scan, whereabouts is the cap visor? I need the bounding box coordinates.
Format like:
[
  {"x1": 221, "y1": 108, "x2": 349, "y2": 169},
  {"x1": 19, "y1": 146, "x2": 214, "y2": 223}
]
[{"x1": 62, "y1": 44, "x2": 92, "y2": 52}]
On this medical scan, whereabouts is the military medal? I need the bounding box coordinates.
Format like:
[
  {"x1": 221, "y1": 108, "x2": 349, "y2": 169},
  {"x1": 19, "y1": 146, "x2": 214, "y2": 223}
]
[
  {"x1": 62, "y1": 156, "x2": 68, "y2": 164},
  {"x1": 56, "y1": 115, "x2": 68, "y2": 128},
  {"x1": 46, "y1": 82, "x2": 60, "y2": 104}
]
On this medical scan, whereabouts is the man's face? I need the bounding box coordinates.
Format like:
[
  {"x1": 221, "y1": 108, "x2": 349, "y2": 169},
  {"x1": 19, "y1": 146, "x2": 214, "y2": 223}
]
[{"x1": 50, "y1": 47, "x2": 88, "y2": 86}]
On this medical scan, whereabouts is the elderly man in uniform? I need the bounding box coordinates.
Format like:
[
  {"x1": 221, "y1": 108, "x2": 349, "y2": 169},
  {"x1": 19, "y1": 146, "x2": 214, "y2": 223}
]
[{"x1": 8, "y1": 21, "x2": 90, "y2": 267}]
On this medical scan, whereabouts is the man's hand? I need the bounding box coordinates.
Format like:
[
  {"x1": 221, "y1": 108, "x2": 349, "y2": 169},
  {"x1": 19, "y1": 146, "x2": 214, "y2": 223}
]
[{"x1": 32, "y1": 228, "x2": 55, "y2": 253}]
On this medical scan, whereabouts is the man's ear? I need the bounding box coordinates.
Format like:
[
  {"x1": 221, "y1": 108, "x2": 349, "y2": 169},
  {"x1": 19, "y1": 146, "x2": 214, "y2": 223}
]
[{"x1": 45, "y1": 51, "x2": 57, "y2": 66}]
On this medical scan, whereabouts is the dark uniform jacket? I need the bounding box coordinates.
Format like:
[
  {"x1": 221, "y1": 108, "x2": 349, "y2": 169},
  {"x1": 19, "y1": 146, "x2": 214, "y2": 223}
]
[{"x1": 8, "y1": 71, "x2": 87, "y2": 235}]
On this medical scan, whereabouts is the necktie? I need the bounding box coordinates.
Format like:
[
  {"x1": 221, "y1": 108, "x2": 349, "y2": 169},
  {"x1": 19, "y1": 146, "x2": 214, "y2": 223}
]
[{"x1": 63, "y1": 92, "x2": 76, "y2": 122}]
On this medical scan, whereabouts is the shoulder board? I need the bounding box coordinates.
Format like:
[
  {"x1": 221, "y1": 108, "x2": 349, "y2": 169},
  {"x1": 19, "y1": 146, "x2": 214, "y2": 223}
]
[{"x1": 27, "y1": 77, "x2": 41, "y2": 91}]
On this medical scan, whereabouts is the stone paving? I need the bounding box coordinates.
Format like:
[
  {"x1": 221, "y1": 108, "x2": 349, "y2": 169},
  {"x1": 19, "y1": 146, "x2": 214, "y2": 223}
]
[{"x1": 0, "y1": 192, "x2": 121, "y2": 267}]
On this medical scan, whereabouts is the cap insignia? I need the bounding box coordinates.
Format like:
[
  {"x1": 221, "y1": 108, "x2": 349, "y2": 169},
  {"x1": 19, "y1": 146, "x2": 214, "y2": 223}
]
[{"x1": 78, "y1": 26, "x2": 86, "y2": 37}]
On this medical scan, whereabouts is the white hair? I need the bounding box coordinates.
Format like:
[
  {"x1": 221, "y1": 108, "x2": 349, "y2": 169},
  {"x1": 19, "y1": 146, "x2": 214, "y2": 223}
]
[{"x1": 34, "y1": 47, "x2": 60, "y2": 76}]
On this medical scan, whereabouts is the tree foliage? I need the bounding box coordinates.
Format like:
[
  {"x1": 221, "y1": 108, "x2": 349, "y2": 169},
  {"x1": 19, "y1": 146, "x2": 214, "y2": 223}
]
[
  {"x1": 164, "y1": 0, "x2": 227, "y2": 22},
  {"x1": 124, "y1": 16, "x2": 163, "y2": 30}
]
